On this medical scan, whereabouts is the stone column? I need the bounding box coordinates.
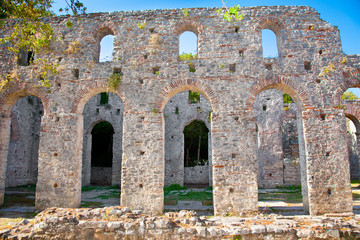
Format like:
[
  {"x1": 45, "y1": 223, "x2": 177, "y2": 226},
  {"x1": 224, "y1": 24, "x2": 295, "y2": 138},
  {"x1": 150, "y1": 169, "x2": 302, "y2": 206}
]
[
  {"x1": 302, "y1": 109, "x2": 353, "y2": 215},
  {"x1": 212, "y1": 111, "x2": 258, "y2": 215},
  {"x1": 0, "y1": 117, "x2": 11, "y2": 205},
  {"x1": 120, "y1": 112, "x2": 164, "y2": 214},
  {"x1": 35, "y1": 113, "x2": 83, "y2": 210},
  {"x1": 82, "y1": 133, "x2": 91, "y2": 186},
  {"x1": 112, "y1": 131, "x2": 122, "y2": 186}
]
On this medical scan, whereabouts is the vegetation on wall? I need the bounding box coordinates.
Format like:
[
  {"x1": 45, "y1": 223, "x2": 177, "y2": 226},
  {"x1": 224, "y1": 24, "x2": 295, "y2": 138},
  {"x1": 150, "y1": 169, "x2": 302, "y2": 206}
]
[{"x1": 0, "y1": 0, "x2": 85, "y2": 90}]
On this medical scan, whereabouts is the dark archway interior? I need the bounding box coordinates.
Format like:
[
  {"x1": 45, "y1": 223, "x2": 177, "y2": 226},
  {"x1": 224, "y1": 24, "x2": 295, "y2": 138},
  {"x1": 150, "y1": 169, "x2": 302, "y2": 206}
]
[
  {"x1": 91, "y1": 121, "x2": 114, "y2": 167},
  {"x1": 183, "y1": 120, "x2": 209, "y2": 167}
]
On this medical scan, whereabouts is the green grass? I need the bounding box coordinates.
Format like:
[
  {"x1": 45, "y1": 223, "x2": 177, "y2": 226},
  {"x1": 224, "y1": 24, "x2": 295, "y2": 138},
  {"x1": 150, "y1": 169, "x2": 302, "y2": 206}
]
[
  {"x1": 81, "y1": 201, "x2": 103, "y2": 208},
  {"x1": 275, "y1": 185, "x2": 301, "y2": 191},
  {"x1": 165, "y1": 190, "x2": 212, "y2": 202},
  {"x1": 164, "y1": 184, "x2": 187, "y2": 195},
  {"x1": 8, "y1": 184, "x2": 36, "y2": 191},
  {"x1": 93, "y1": 191, "x2": 120, "y2": 200},
  {"x1": 258, "y1": 191, "x2": 302, "y2": 203},
  {"x1": 81, "y1": 186, "x2": 98, "y2": 192}
]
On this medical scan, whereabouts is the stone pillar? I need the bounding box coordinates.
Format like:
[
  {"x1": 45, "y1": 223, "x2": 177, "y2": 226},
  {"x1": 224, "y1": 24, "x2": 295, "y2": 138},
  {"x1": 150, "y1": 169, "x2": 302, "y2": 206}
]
[
  {"x1": 112, "y1": 131, "x2": 122, "y2": 186},
  {"x1": 35, "y1": 113, "x2": 83, "y2": 210},
  {"x1": 82, "y1": 133, "x2": 91, "y2": 186},
  {"x1": 212, "y1": 111, "x2": 258, "y2": 215},
  {"x1": 120, "y1": 112, "x2": 164, "y2": 214},
  {"x1": 0, "y1": 117, "x2": 11, "y2": 205},
  {"x1": 302, "y1": 109, "x2": 353, "y2": 215}
]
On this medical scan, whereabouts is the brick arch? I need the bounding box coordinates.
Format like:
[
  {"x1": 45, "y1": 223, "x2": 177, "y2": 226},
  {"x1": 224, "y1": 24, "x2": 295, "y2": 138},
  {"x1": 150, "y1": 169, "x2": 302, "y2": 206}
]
[
  {"x1": 173, "y1": 19, "x2": 205, "y2": 36},
  {"x1": 70, "y1": 81, "x2": 125, "y2": 114},
  {"x1": 158, "y1": 79, "x2": 219, "y2": 112},
  {"x1": 90, "y1": 23, "x2": 117, "y2": 42},
  {"x1": 254, "y1": 16, "x2": 286, "y2": 34},
  {"x1": 246, "y1": 74, "x2": 312, "y2": 111},
  {"x1": 344, "y1": 104, "x2": 360, "y2": 132},
  {"x1": 333, "y1": 68, "x2": 360, "y2": 106},
  {"x1": 0, "y1": 81, "x2": 49, "y2": 117}
]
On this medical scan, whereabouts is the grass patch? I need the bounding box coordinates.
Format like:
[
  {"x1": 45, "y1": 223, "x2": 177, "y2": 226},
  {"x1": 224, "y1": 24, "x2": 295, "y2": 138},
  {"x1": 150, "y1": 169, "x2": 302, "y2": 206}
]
[
  {"x1": 165, "y1": 190, "x2": 212, "y2": 202},
  {"x1": 81, "y1": 201, "x2": 103, "y2": 208},
  {"x1": 258, "y1": 191, "x2": 302, "y2": 203},
  {"x1": 107, "y1": 185, "x2": 120, "y2": 190},
  {"x1": 81, "y1": 186, "x2": 98, "y2": 192},
  {"x1": 93, "y1": 191, "x2": 120, "y2": 200},
  {"x1": 276, "y1": 185, "x2": 301, "y2": 191},
  {"x1": 164, "y1": 184, "x2": 187, "y2": 195},
  {"x1": 2, "y1": 194, "x2": 34, "y2": 208}
]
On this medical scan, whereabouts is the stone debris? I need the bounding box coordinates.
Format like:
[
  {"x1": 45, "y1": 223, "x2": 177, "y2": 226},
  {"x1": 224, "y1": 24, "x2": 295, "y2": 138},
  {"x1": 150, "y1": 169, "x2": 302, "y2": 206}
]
[{"x1": 1, "y1": 207, "x2": 360, "y2": 239}]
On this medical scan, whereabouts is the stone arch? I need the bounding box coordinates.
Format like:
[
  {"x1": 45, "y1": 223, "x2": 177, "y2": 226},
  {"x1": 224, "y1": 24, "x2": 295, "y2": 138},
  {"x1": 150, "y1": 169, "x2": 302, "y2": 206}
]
[
  {"x1": 70, "y1": 82, "x2": 126, "y2": 114},
  {"x1": 247, "y1": 74, "x2": 312, "y2": 111},
  {"x1": 0, "y1": 82, "x2": 49, "y2": 117},
  {"x1": 333, "y1": 68, "x2": 360, "y2": 106},
  {"x1": 158, "y1": 79, "x2": 219, "y2": 112},
  {"x1": 255, "y1": 16, "x2": 286, "y2": 35},
  {"x1": 173, "y1": 20, "x2": 205, "y2": 36},
  {"x1": 345, "y1": 105, "x2": 360, "y2": 131},
  {"x1": 80, "y1": 90, "x2": 124, "y2": 188}
]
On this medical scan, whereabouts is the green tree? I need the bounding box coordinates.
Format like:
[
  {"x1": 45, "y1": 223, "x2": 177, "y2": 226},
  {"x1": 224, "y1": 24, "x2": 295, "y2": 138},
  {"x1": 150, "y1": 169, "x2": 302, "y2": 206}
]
[
  {"x1": 342, "y1": 90, "x2": 360, "y2": 100},
  {"x1": 0, "y1": 0, "x2": 85, "y2": 89}
]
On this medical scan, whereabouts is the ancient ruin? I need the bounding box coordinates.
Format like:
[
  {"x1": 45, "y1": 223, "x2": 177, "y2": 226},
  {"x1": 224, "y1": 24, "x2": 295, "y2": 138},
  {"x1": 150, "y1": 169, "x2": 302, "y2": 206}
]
[{"x1": 0, "y1": 5, "x2": 360, "y2": 217}]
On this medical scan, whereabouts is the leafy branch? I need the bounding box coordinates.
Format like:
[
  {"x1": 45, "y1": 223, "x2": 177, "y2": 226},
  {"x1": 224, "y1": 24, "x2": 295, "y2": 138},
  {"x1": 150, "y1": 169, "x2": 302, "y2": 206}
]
[{"x1": 217, "y1": 1, "x2": 243, "y2": 22}]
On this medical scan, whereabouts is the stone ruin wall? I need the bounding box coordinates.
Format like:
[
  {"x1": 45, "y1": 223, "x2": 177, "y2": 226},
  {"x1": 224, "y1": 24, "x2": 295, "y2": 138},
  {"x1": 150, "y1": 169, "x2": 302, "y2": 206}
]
[
  {"x1": 6, "y1": 88, "x2": 305, "y2": 189},
  {"x1": 0, "y1": 6, "x2": 360, "y2": 216}
]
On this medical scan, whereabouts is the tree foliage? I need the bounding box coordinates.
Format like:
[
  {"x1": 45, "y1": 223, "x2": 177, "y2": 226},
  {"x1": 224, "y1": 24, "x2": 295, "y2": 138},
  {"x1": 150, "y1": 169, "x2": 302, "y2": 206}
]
[
  {"x1": 0, "y1": 0, "x2": 85, "y2": 90},
  {"x1": 342, "y1": 90, "x2": 360, "y2": 101}
]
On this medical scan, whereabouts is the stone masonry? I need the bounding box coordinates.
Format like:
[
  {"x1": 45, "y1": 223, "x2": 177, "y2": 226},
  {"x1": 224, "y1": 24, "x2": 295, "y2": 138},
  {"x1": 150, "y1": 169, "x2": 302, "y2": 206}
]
[{"x1": 0, "y1": 6, "x2": 359, "y2": 216}]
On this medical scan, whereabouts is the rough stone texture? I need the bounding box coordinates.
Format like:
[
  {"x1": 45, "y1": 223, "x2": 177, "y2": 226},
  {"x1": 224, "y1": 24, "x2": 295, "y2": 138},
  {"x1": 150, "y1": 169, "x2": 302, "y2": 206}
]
[
  {"x1": 2, "y1": 207, "x2": 360, "y2": 239},
  {"x1": 184, "y1": 165, "x2": 210, "y2": 186},
  {"x1": 90, "y1": 167, "x2": 112, "y2": 186},
  {"x1": 6, "y1": 96, "x2": 43, "y2": 187},
  {"x1": 0, "y1": 6, "x2": 358, "y2": 215}
]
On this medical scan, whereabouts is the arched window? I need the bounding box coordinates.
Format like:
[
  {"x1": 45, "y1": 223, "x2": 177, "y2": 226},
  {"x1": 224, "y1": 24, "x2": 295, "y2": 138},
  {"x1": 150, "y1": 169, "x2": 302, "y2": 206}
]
[
  {"x1": 262, "y1": 29, "x2": 278, "y2": 58},
  {"x1": 99, "y1": 35, "x2": 114, "y2": 62},
  {"x1": 179, "y1": 31, "x2": 197, "y2": 60}
]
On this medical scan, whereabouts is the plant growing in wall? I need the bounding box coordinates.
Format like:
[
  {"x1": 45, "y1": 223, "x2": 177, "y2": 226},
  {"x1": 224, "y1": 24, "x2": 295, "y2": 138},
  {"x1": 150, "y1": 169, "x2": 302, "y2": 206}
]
[
  {"x1": 217, "y1": 1, "x2": 243, "y2": 22},
  {"x1": 107, "y1": 72, "x2": 122, "y2": 92},
  {"x1": 0, "y1": 1, "x2": 86, "y2": 90},
  {"x1": 182, "y1": 8, "x2": 190, "y2": 18},
  {"x1": 65, "y1": 40, "x2": 81, "y2": 54},
  {"x1": 137, "y1": 21, "x2": 147, "y2": 29}
]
